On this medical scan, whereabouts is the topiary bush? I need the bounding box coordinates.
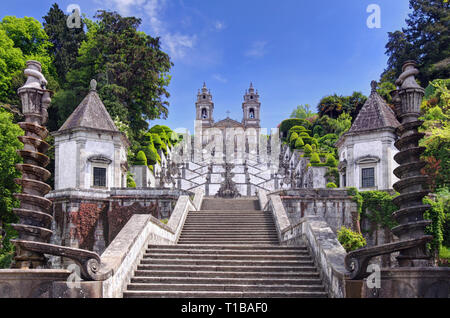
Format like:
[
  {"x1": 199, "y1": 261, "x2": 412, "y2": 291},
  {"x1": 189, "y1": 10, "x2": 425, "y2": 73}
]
[
  {"x1": 325, "y1": 154, "x2": 338, "y2": 167},
  {"x1": 127, "y1": 172, "x2": 136, "y2": 188},
  {"x1": 310, "y1": 152, "x2": 320, "y2": 164},
  {"x1": 152, "y1": 134, "x2": 163, "y2": 149},
  {"x1": 326, "y1": 182, "x2": 337, "y2": 188},
  {"x1": 304, "y1": 144, "x2": 313, "y2": 156},
  {"x1": 294, "y1": 137, "x2": 304, "y2": 149},
  {"x1": 135, "y1": 151, "x2": 147, "y2": 166},
  {"x1": 337, "y1": 226, "x2": 367, "y2": 252},
  {"x1": 289, "y1": 132, "x2": 299, "y2": 148}
]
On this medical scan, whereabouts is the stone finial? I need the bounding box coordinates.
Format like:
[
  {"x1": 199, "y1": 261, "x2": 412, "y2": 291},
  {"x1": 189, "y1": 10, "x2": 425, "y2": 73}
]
[
  {"x1": 20, "y1": 60, "x2": 48, "y2": 90},
  {"x1": 90, "y1": 79, "x2": 97, "y2": 91},
  {"x1": 250, "y1": 82, "x2": 253, "y2": 88},
  {"x1": 203, "y1": 82, "x2": 206, "y2": 88},
  {"x1": 370, "y1": 80, "x2": 378, "y2": 93},
  {"x1": 395, "y1": 60, "x2": 421, "y2": 89}
]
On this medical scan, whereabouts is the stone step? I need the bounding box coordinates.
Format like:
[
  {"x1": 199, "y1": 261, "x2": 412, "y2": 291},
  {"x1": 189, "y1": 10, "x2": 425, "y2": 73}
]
[
  {"x1": 123, "y1": 290, "x2": 328, "y2": 298},
  {"x1": 179, "y1": 233, "x2": 278, "y2": 238},
  {"x1": 140, "y1": 259, "x2": 314, "y2": 267},
  {"x1": 130, "y1": 276, "x2": 323, "y2": 286},
  {"x1": 133, "y1": 270, "x2": 321, "y2": 279},
  {"x1": 145, "y1": 247, "x2": 307, "y2": 255},
  {"x1": 182, "y1": 221, "x2": 275, "y2": 225},
  {"x1": 136, "y1": 264, "x2": 317, "y2": 272},
  {"x1": 201, "y1": 199, "x2": 260, "y2": 211},
  {"x1": 126, "y1": 283, "x2": 325, "y2": 292},
  {"x1": 147, "y1": 245, "x2": 306, "y2": 251},
  {"x1": 177, "y1": 240, "x2": 280, "y2": 245},
  {"x1": 143, "y1": 253, "x2": 311, "y2": 261}
]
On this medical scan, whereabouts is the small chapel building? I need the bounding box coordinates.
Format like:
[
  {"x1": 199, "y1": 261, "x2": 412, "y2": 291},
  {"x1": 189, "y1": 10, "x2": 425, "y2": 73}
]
[
  {"x1": 52, "y1": 80, "x2": 130, "y2": 191},
  {"x1": 335, "y1": 81, "x2": 401, "y2": 191}
]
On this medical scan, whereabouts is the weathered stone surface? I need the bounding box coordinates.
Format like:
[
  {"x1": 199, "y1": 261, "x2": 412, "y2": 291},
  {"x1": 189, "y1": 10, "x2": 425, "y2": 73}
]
[
  {"x1": 281, "y1": 216, "x2": 349, "y2": 298},
  {"x1": 0, "y1": 269, "x2": 70, "y2": 298},
  {"x1": 362, "y1": 267, "x2": 450, "y2": 298}
]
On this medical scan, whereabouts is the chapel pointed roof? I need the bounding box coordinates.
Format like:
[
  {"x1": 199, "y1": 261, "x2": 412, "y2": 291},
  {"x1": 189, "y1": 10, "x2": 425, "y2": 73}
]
[
  {"x1": 348, "y1": 81, "x2": 400, "y2": 133},
  {"x1": 58, "y1": 79, "x2": 119, "y2": 133}
]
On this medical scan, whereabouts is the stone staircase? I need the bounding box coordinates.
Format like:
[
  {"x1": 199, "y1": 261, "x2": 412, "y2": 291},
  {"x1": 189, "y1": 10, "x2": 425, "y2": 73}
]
[{"x1": 123, "y1": 197, "x2": 328, "y2": 298}]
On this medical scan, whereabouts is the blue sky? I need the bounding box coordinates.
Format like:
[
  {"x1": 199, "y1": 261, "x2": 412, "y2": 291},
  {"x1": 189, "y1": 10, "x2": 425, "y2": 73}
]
[{"x1": 0, "y1": 0, "x2": 411, "y2": 133}]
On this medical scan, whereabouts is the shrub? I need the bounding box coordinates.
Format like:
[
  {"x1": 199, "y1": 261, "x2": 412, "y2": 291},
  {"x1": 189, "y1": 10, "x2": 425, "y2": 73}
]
[
  {"x1": 337, "y1": 226, "x2": 367, "y2": 252},
  {"x1": 304, "y1": 144, "x2": 313, "y2": 155},
  {"x1": 289, "y1": 132, "x2": 299, "y2": 148},
  {"x1": 294, "y1": 137, "x2": 304, "y2": 149},
  {"x1": 280, "y1": 119, "x2": 311, "y2": 139},
  {"x1": 327, "y1": 182, "x2": 337, "y2": 188},
  {"x1": 152, "y1": 134, "x2": 162, "y2": 149},
  {"x1": 127, "y1": 172, "x2": 136, "y2": 188},
  {"x1": 325, "y1": 154, "x2": 338, "y2": 167},
  {"x1": 310, "y1": 152, "x2": 320, "y2": 164},
  {"x1": 135, "y1": 151, "x2": 147, "y2": 166}
]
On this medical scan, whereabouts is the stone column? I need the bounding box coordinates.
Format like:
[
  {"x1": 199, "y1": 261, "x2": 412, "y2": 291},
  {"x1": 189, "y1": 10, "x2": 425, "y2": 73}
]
[
  {"x1": 347, "y1": 144, "x2": 355, "y2": 188},
  {"x1": 381, "y1": 139, "x2": 391, "y2": 190},
  {"x1": 75, "y1": 140, "x2": 86, "y2": 189}
]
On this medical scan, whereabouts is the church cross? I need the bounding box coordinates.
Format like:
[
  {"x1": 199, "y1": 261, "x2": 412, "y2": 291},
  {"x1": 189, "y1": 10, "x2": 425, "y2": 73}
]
[{"x1": 226, "y1": 110, "x2": 231, "y2": 118}]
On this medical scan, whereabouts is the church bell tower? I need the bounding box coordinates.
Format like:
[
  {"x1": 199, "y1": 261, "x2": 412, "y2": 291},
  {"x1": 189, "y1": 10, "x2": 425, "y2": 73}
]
[
  {"x1": 196, "y1": 82, "x2": 214, "y2": 127},
  {"x1": 242, "y1": 82, "x2": 260, "y2": 128}
]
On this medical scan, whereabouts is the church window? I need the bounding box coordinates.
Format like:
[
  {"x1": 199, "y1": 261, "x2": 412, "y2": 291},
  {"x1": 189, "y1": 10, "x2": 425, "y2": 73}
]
[
  {"x1": 202, "y1": 108, "x2": 208, "y2": 119},
  {"x1": 361, "y1": 167, "x2": 375, "y2": 188},
  {"x1": 250, "y1": 96, "x2": 253, "y2": 99},
  {"x1": 203, "y1": 95, "x2": 206, "y2": 99},
  {"x1": 249, "y1": 108, "x2": 255, "y2": 119},
  {"x1": 93, "y1": 167, "x2": 107, "y2": 187}
]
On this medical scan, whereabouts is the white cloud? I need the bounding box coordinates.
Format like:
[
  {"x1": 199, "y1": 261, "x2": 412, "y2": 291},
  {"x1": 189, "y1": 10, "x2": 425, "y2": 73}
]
[
  {"x1": 245, "y1": 41, "x2": 268, "y2": 58},
  {"x1": 163, "y1": 33, "x2": 197, "y2": 59},
  {"x1": 212, "y1": 74, "x2": 227, "y2": 83},
  {"x1": 103, "y1": 0, "x2": 196, "y2": 60},
  {"x1": 214, "y1": 21, "x2": 226, "y2": 31}
]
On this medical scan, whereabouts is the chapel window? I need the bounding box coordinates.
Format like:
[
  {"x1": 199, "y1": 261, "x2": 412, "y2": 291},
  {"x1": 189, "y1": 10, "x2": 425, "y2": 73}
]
[
  {"x1": 361, "y1": 167, "x2": 375, "y2": 188},
  {"x1": 93, "y1": 167, "x2": 107, "y2": 187}
]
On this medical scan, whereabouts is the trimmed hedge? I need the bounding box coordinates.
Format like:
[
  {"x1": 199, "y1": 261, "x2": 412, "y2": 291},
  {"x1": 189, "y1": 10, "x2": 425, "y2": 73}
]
[{"x1": 135, "y1": 151, "x2": 147, "y2": 166}]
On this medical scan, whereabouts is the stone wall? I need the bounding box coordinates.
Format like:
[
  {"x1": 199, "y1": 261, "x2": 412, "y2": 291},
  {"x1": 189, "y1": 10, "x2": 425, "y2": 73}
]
[
  {"x1": 47, "y1": 188, "x2": 193, "y2": 267},
  {"x1": 278, "y1": 189, "x2": 359, "y2": 234}
]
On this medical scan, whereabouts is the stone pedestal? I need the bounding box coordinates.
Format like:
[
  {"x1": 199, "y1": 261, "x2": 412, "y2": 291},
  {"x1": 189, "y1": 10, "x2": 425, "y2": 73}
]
[
  {"x1": 0, "y1": 269, "x2": 70, "y2": 298},
  {"x1": 362, "y1": 267, "x2": 450, "y2": 298}
]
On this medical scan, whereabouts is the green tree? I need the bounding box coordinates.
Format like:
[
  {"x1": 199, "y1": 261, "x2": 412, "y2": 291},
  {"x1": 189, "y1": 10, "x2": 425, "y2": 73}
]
[
  {"x1": 54, "y1": 10, "x2": 173, "y2": 149},
  {"x1": 381, "y1": 0, "x2": 450, "y2": 86},
  {"x1": 0, "y1": 16, "x2": 56, "y2": 106},
  {"x1": 42, "y1": 3, "x2": 86, "y2": 86},
  {"x1": 0, "y1": 108, "x2": 23, "y2": 268},
  {"x1": 290, "y1": 104, "x2": 316, "y2": 120}
]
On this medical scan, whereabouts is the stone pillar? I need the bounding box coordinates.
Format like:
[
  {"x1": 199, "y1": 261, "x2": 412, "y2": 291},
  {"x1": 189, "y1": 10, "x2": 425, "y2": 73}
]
[
  {"x1": 381, "y1": 139, "x2": 391, "y2": 190},
  {"x1": 347, "y1": 144, "x2": 355, "y2": 188},
  {"x1": 75, "y1": 140, "x2": 86, "y2": 189}
]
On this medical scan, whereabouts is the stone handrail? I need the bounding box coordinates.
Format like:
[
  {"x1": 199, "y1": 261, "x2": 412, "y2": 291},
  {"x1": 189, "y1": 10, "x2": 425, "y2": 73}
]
[
  {"x1": 100, "y1": 193, "x2": 201, "y2": 297},
  {"x1": 265, "y1": 194, "x2": 290, "y2": 242},
  {"x1": 266, "y1": 193, "x2": 349, "y2": 298},
  {"x1": 257, "y1": 189, "x2": 268, "y2": 211},
  {"x1": 281, "y1": 216, "x2": 349, "y2": 298}
]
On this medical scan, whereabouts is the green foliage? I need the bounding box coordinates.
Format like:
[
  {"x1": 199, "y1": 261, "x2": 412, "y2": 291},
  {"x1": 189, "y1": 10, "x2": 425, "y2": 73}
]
[
  {"x1": 337, "y1": 226, "x2": 367, "y2": 252},
  {"x1": 310, "y1": 152, "x2": 320, "y2": 164},
  {"x1": 325, "y1": 167, "x2": 340, "y2": 187},
  {"x1": 317, "y1": 92, "x2": 367, "y2": 120},
  {"x1": 290, "y1": 104, "x2": 317, "y2": 120},
  {"x1": 54, "y1": 10, "x2": 172, "y2": 151},
  {"x1": 326, "y1": 182, "x2": 337, "y2": 188},
  {"x1": 42, "y1": 3, "x2": 86, "y2": 85},
  {"x1": 347, "y1": 187, "x2": 363, "y2": 215},
  {"x1": 135, "y1": 151, "x2": 147, "y2": 166},
  {"x1": 303, "y1": 144, "x2": 312, "y2": 156},
  {"x1": 289, "y1": 132, "x2": 299, "y2": 148},
  {"x1": 325, "y1": 154, "x2": 338, "y2": 167},
  {"x1": 360, "y1": 191, "x2": 398, "y2": 230},
  {"x1": 419, "y1": 81, "x2": 450, "y2": 191},
  {"x1": 0, "y1": 16, "x2": 56, "y2": 105},
  {"x1": 126, "y1": 171, "x2": 136, "y2": 188},
  {"x1": 152, "y1": 134, "x2": 163, "y2": 149},
  {"x1": 382, "y1": 0, "x2": 450, "y2": 86},
  {"x1": 0, "y1": 108, "x2": 22, "y2": 267},
  {"x1": 440, "y1": 246, "x2": 450, "y2": 261},
  {"x1": 423, "y1": 193, "x2": 447, "y2": 255},
  {"x1": 294, "y1": 137, "x2": 304, "y2": 149},
  {"x1": 279, "y1": 118, "x2": 311, "y2": 139}
]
